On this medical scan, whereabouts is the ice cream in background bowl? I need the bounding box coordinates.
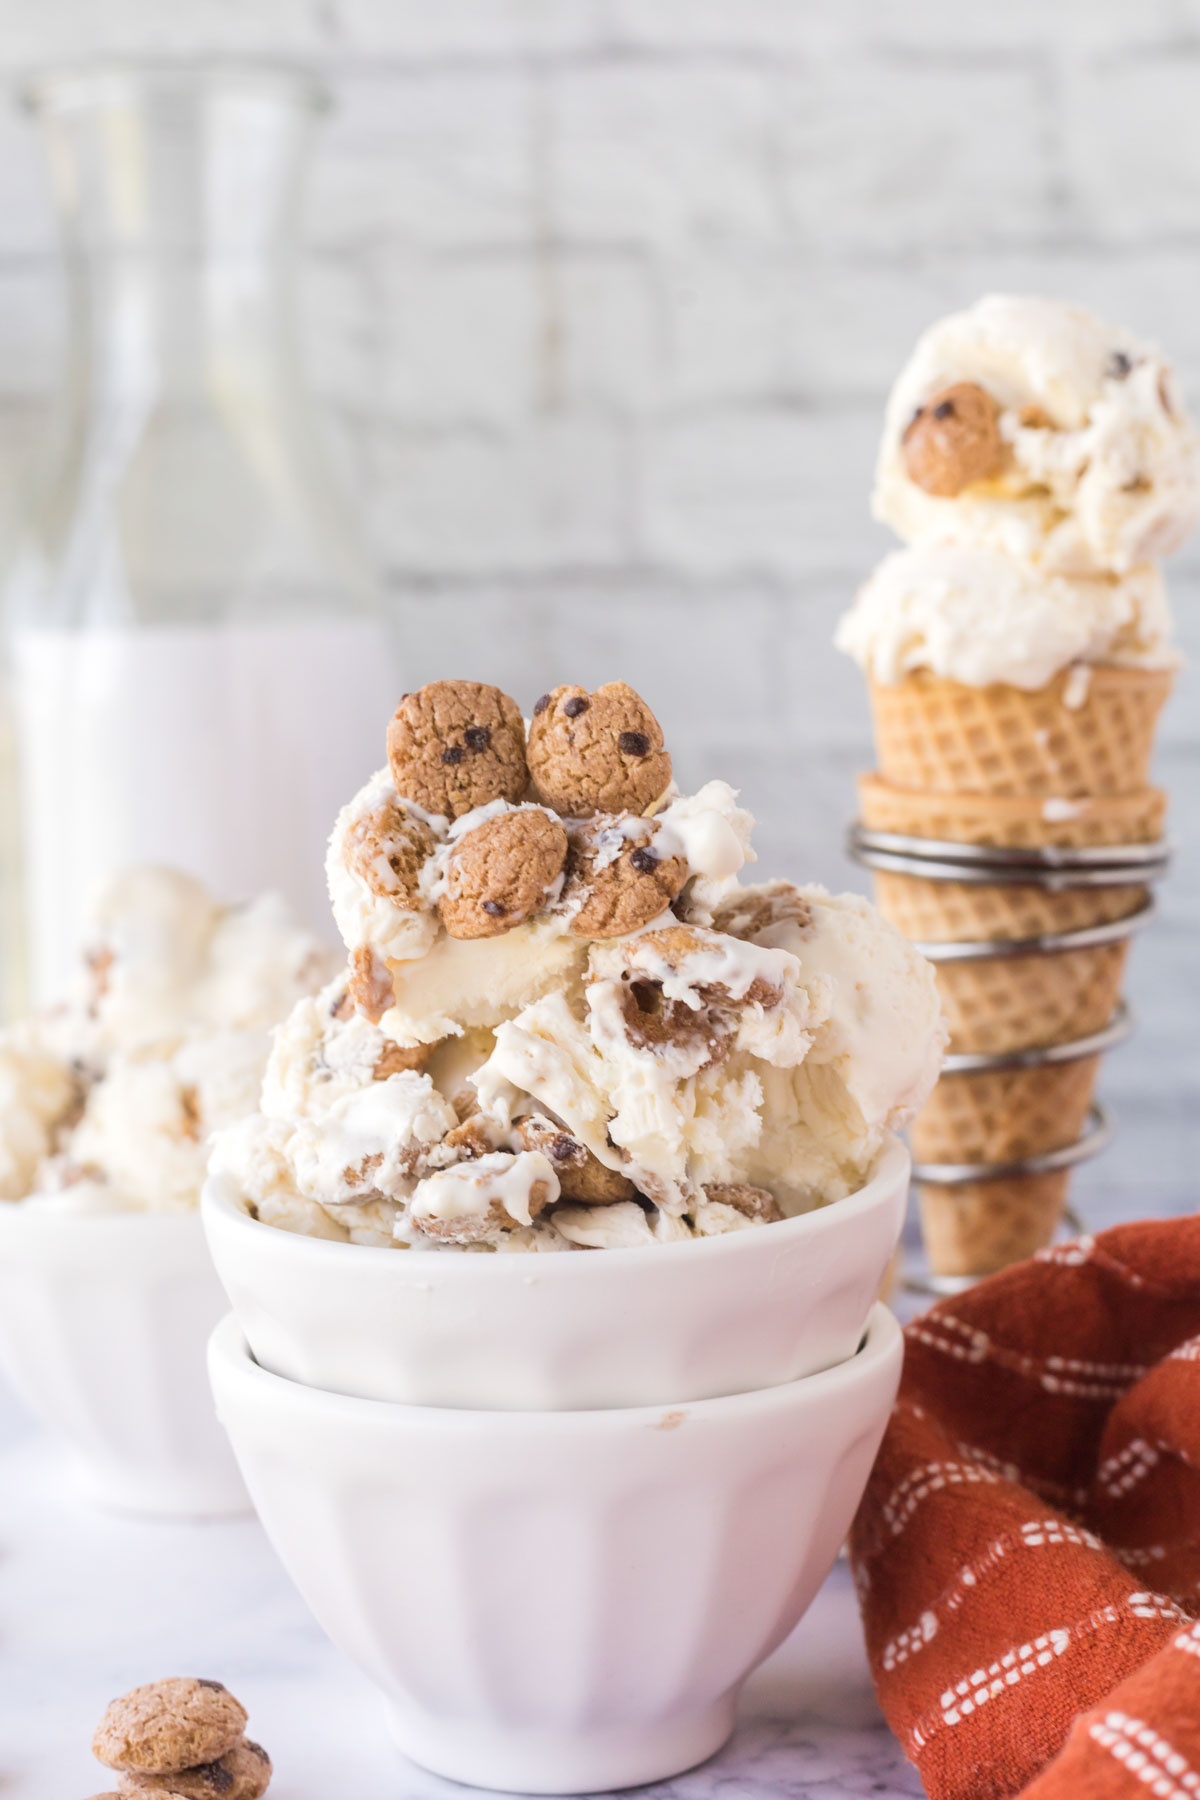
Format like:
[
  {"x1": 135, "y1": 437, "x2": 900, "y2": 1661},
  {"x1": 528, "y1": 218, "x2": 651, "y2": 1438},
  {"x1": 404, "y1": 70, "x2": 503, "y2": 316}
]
[
  {"x1": 0, "y1": 868, "x2": 336, "y2": 1513},
  {"x1": 203, "y1": 677, "x2": 944, "y2": 1409}
]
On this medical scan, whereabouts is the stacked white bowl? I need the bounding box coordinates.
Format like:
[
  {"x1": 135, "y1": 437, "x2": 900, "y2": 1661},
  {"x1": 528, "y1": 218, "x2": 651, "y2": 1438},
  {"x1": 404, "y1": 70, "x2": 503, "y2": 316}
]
[{"x1": 202, "y1": 1136, "x2": 909, "y2": 1794}]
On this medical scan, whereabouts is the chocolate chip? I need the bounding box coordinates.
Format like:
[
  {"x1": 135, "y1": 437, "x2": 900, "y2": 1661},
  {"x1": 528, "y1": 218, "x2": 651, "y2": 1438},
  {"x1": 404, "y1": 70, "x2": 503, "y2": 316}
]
[
  {"x1": 533, "y1": 693, "x2": 551, "y2": 714},
  {"x1": 1108, "y1": 350, "x2": 1134, "y2": 379},
  {"x1": 629, "y1": 847, "x2": 658, "y2": 874},
  {"x1": 563, "y1": 696, "x2": 589, "y2": 718},
  {"x1": 482, "y1": 900, "x2": 506, "y2": 916},
  {"x1": 618, "y1": 730, "x2": 650, "y2": 757},
  {"x1": 197, "y1": 1679, "x2": 226, "y2": 1692},
  {"x1": 442, "y1": 744, "x2": 465, "y2": 765},
  {"x1": 550, "y1": 1134, "x2": 580, "y2": 1164},
  {"x1": 932, "y1": 399, "x2": 956, "y2": 420},
  {"x1": 193, "y1": 1761, "x2": 234, "y2": 1794},
  {"x1": 463, "y1": 725, "x2": 491, "y2": 751},
  {"x1": 245, "y1": 1742, "x2": 270, "y2": 1764}
]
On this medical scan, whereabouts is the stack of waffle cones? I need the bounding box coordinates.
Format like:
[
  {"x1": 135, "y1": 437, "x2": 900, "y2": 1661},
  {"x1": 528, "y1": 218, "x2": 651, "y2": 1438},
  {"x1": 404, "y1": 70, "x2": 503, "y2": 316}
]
[{"x1": 856, "y1": 664, "x2": 1172, "y2": 1280}]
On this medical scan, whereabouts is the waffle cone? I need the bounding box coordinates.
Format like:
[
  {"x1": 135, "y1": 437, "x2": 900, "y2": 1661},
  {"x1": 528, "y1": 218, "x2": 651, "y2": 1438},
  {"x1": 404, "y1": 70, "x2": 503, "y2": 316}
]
[
  {"x1": 918, "y1": 1172, "x2": 1069, "y2": 1277},
  {"x1": 858, "y1": 774, "x2": 1167, "y2": 851},
  {"x1": 935, "y1": 939, "x2": 1129, "y2": 1056},
  {"x1": 871, "y1": 868, "x2": 1147, "y2": 945},
  {"x1": 911, "y1": 1056, "x2": 1101, "y2": 1165},
  {"x1": 869, "y1": 665, "x2": 1172, "y2": 798}
]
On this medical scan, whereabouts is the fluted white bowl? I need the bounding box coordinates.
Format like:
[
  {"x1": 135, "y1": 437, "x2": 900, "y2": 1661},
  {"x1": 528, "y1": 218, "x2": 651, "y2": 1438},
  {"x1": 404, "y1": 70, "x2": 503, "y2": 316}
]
[
  {"x1": 210, "y1": 1302, "x2": 901, "y2": 1794},
  {"x1": 202, "y1": 1136, "x2": 908, "y2": 1410},
  {"x1": 0, "y1": 1207, "x2": 248, "y2": 1516}
]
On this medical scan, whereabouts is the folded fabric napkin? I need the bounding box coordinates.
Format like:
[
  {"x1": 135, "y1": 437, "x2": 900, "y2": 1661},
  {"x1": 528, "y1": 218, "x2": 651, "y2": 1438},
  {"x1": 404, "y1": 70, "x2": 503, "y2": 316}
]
[{"x1": 849, "y1": 1218, "x2": 1200, "y2": 1800}]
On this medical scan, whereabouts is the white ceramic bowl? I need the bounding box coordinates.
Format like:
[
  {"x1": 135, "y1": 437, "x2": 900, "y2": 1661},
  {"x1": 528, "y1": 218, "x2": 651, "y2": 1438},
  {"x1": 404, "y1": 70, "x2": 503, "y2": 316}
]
[
  {"x1": 210, "y1": 1302, "x2": 901, "y2": 1794},
  {"x1": 202, "y1": 1135, "x2": 909, "y2": 1410},
  {"x1": 0, "y1": 1207, "x2": 248, "y2": 1516}
]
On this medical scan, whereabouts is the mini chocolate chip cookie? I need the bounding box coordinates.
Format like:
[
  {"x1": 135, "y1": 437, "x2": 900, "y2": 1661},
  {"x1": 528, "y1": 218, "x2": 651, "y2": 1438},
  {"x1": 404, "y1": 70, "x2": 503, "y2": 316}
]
[
  {"x1": 513, "y1": 1115, "x2": 635, "y2": 1204},
  {"x1": 527, "y1": 683, "x2": 672, "y2": 818},
  {"x1": 119, "y1": 1740, "x2": 272, "y2": 1800},
  {"x1": 387, "y1": 681, "x2": 528, "y2": 820},
  {"x1": 438, "y1": 808, "x2": 568, "y2": 940},
  {"x1": 93, "y1": 1680, "x2": 248, "y2": 1776},
  {"x1": 702, "y1": 1182, "x2": 783, "y2": 1223},
  {"x1": 563, "y1": 815, "x2": 688, "y2": 938},
  {"x1": 347, "y1": 946, "x2": 395, "y2": 1023},
  {"x1": 343, "y1": 797, "x2": 435, "y2": 907},
  {"x1": 902, "y1": 381, "x2": 1004, "y2": 497}
]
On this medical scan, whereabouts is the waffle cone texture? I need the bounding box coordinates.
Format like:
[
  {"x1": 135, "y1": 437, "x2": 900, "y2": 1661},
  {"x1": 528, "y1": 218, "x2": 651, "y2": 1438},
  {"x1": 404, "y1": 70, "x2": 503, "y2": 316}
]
[
  {"x1": 858, "y1": 773, "x2": 1167, "y2": 851},
  {"x1": 856, "y1": 673, "x2": 1167, "y2": 1274},
  {"x1": 868, "y1": 665, "x2": 1172, "y2": 798}
]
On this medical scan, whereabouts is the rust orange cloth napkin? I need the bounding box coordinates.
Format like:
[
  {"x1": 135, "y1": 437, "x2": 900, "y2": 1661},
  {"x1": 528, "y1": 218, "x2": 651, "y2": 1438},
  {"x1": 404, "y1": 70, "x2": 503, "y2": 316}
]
[{"x1": 849, "y1": 1218, "x2": 1200, "y2": 1800}]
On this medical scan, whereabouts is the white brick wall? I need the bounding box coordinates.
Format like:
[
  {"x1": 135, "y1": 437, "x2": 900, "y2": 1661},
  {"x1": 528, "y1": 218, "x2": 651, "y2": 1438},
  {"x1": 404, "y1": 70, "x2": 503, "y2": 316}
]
[{"x1": 0, "y1": 0, "x2": 1197, "y2": 1225}]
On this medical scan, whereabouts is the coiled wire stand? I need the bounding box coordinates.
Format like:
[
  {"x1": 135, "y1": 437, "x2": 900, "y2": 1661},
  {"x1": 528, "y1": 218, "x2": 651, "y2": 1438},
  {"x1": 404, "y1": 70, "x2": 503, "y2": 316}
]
[{"x1": 847, "y1": 825, "x2": 1173, "y2": 1297}]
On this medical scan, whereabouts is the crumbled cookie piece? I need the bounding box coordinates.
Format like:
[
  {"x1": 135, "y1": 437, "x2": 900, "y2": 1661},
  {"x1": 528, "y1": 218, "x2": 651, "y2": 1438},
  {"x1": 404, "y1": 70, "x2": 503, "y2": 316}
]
[
  {"x1": 514, "y1": 1115, "x2": 636, "y2": 1203},
  {"x1": 702, "y1": 1182, "x2": 783, "y2": 1223},
  {"x1": 616, "y1": 978, "x2": 727, "y2": 1065},
  {"x1": 713, "y1": 880, "x2": 812, "y2": 943},
  {"x1": 527, "y1": 683, "x2": 672, "y2": 818},
  {"x1": 902, "y1": 381, "x2": 1004, "y2": 497},
  {"x1": 441, "y1": 1112, "x2": 508, "y2": 1160},
  {"x1": 438, "y1": 808, "x2": 568, "y2": 940},
  {"x1": 343, "y1": 797, "x2": 436, "y2": 908},
  {"x1": 119, "y1": 1740, "x2": 272, "y2": 1800},
  {"x1": 451, "y1": 1087, "x2": 480, "y2": 1123},
  {"x1": 347, "y1": 946, "x2": 394, "y2": 1024},
  {"x1": 93, "y1": 1680, "x2": 248, "y2": 1776},
  {"x1": 373, "y1": 1040, "x2": 433, "y2": 1079},
  {"x1": 596, "y1": 925, "x2": 783, "y2": 1068},
  {"x1": 562, "y1": 815, "x2": 688, "y2": 938},
  {"x1": 411, "y1": 1152, "x2": 556, "y2": 1244},
  {"x1": 386, "y1": 681, "x2": 528, "y2": 820}
]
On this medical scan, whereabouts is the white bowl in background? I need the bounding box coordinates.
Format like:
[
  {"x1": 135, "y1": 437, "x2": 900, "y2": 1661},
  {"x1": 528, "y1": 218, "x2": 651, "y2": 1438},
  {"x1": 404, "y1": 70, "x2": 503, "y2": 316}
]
[
  {"x1": 0, "y1": 1207, "x2": 248, "y2": 1517},
  {"x1": 209, "y1": 1302, "x2": 902, "y2": 1794},
  {"x1": 202, "y1": 1135, "x2": 909, "y2": 1410}
]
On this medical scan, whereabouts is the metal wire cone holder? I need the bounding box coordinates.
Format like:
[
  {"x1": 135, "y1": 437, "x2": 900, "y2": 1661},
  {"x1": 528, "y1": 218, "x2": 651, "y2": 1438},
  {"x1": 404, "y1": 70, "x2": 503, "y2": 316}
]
[{"x1": 846, "y1": 819, "x2": 1173, "y2": 1280}]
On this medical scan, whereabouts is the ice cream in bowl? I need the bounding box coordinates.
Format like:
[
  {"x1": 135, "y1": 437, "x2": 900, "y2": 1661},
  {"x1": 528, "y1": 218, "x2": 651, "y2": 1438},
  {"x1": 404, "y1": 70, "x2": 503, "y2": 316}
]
[
  {"x1": 0, "y1": 868, "x2": 335, "y2": 1513},
  {"x1": 203, "y1": 678, "x2": 944, "y2": 1409}
]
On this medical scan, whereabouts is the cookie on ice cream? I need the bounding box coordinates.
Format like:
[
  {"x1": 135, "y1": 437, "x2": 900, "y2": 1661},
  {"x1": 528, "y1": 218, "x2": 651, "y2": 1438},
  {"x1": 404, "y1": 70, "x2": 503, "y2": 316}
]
[
  {"x1": 386, "y1": 679, "x2": 528, "y2": 820},
  {"x1": 211, "y1": 679, "x2": 946, "y2": 1251},
  {"x1": 874, "y1": 294, "x2": 1200, "y2": 575},
  {"x1": 527, "y1": 682, "x2": 672, "y2": 818}
]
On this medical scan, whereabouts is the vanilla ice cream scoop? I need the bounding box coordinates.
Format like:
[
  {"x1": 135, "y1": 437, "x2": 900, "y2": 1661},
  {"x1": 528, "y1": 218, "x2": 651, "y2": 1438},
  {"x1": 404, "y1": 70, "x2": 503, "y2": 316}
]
[
  {"x1": 836, "y1": 545, "x2": 1176, "y2": 690},
  {"x1": 214, "y1": 677, "x2": 946, "y2": 1252},
  {"x1": 874, "y1": 294, "x2": 1200, "y2": 575}
]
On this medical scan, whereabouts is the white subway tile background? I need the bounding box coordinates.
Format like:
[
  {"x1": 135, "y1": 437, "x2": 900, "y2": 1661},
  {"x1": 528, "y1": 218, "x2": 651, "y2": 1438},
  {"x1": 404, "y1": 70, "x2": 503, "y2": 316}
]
[{"x1": 0, "y1": 0, "x2": 1196, "y2": 1226}]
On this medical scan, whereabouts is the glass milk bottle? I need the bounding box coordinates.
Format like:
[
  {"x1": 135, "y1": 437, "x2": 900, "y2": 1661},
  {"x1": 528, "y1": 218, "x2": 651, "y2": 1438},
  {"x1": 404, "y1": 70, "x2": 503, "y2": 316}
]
[{"x1": 2, "y1": 63, "x2": 395, "y2": 1011}]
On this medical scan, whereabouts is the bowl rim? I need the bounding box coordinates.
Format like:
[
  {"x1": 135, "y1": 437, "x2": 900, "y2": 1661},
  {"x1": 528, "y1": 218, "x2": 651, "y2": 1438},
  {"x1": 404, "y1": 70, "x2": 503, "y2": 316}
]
[
  {"x1": 210, "y1": 1300, "x2": 903, "y2": 1431},
  {"x1": 201, "y1": 1133, "x2": 910, "y2": 1278}
]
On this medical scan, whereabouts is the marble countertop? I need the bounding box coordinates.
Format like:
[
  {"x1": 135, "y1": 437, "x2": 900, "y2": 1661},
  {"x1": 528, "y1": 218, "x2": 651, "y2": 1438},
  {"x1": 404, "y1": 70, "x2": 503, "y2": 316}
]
[{"x1": 0, "y1": 1384, "x2": 922, "y2": 1800}]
